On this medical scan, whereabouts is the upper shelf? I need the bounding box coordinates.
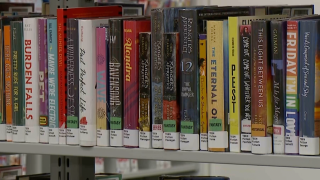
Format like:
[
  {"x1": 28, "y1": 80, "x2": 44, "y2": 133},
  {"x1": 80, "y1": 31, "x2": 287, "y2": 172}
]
[{"x1": 0, "y1": 142, "x2": 319, "y2": 168}]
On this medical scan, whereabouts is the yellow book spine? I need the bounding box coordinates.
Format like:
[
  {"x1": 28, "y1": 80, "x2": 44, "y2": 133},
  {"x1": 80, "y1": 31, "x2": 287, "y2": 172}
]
[
  {"x1": 199, "y1": 34, "x2": 207, "y2": 150},
  {"x1": 228, "y1": 17, "x2": 240, "y2": 152},
  {"x1": 207, "y1": 21, "x2": 225, "y2": 152}
]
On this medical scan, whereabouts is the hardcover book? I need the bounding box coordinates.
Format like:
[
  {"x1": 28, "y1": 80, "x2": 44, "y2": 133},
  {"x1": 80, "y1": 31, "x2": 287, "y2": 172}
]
[
  {"x1": 163, "y1": 32, "x2": 180, "y2": 150},
  {"x1": 123, "y1": 19, "x2": 151, "y2": 148},
  {"x1": 11, "y1": 21, "x2": 25, "y2": 143},
  {"x1": 47, "y1": 18, "x2": 59, "y2": 144},
  {"x1": 66, "y1": 18, "x2": 79, "y2": 145},
  {"x1": 4, "y1": 25, "x2": 12, "y2": 142},
  {"x1": 139, "y1": 32, "x2": 151, "y2": 149},
  {"x1": 38, "y1": 18, "x2": 49, "y2": 144}
]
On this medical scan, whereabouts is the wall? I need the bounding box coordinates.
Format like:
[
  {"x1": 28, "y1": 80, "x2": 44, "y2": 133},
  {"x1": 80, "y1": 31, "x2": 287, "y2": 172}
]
[{"x1": 190, "y1": 0, "x2": 320, "y2": 179}]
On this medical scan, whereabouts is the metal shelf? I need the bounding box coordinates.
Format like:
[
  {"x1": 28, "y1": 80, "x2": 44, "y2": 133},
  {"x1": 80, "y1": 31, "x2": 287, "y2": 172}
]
[
  {"x1": 122, "y1": 164, "x2": 198, "y2": 179},
  {"x1": 0, "y1": 142, "x2": 320, "y2": 169}
]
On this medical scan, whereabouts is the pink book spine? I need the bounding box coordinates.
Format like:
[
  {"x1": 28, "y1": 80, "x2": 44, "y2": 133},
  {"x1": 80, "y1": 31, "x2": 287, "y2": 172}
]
[{"x1": 96, "y1": 27, "x2": 108, "y2": 146}]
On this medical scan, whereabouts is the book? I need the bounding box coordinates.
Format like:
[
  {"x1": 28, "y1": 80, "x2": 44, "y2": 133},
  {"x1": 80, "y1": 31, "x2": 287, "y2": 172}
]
[
  {"x1": 95, "y1": 2, "x2": 144, "y2": 16},
  {"x1": 0, "y1": 165, "x2": 22, "y2": 180},
  {"x1": 38, "y1": 18, "x2": 49, "y2": 144},
  {"x1": 23, "y1": 17, "x2": 43, "y2": 143},
  {"x1": 11, "y1": 21, "x2": 25, "y2": 143},
  {"x1": 285, "y1": 20, "x2": 299, "y2": 154},
  {"x1": 151, "y1": 8, "x2": 164, "y2": 148},
  {"x1": 123, "y1": 19, "x2": 151, "y2": 148},
  {"x1": 299, "y1": 19, "x2": 320, "y2": 155},
  {"x1": 199, "y1": 34, "x2": 207, "y2": 151},
  {"x1": 4, "y1": 25, "x2": 13, "y2": 142},
  {"x1": 47, "y1": 18, "x2": 59, "y2": 144},
  {"x1": 139, "y1": 32, "x2": 151, "y2": 149},
  {"x1": 251, "y1": 20, "x2": 273, "y2": 154},
  {"x1": 207, "y1": 21, "x2": 228, "y2": 152},
  {"x1": 163, "y1": 32, "x2": 180, "y2": 150},
  {"x1": 57, "y1": 5, "x2": 122, "y2": 145},
  {"x1": 78, "y1": 18, "x2": 109, "y2": 146},
  {"x1": 239, "y1": 24, "x2": 252, "y2": 152},
  {"x1": 66, "y1": 18, "x2": 79, "y2": 145},
  {"x1": 96, "y1": 26, "x2": 109, "y2": 147},
  {"x1": 223, "y1": 20, "x2": 230, "y2": 152},
  {"x1": 0, "y1": 28, "x2": 4, "y2": 141},
  {"x1": 270, "y1": 20, "x2": 287, "y2": 154}
]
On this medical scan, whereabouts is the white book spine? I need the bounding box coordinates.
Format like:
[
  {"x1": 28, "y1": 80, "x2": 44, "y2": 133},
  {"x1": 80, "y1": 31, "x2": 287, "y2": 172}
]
[
  {"x1": 23, "y1": 18, "x2": 40, "y2": 143},
  {"x1": 79, "y1": 19, "x2": 109, "y2": 146}
]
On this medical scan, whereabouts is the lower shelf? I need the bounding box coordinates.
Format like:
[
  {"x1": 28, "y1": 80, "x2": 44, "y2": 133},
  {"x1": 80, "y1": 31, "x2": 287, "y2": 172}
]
[
  {"x1": 0, "y1": 142, "x2": 320, "y2": 168},
  {"x1": 122, "y1": 164, "x2": 198, "y2": 179}
]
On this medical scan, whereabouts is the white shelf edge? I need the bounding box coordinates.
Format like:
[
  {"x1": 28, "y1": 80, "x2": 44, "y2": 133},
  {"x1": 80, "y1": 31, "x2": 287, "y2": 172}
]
[
  {"x1": 1, "y1": 142, "x2": 320, "y2": 168},
  {"x1": 122, "y1": 164, "x2": 198, "y2": 179}
]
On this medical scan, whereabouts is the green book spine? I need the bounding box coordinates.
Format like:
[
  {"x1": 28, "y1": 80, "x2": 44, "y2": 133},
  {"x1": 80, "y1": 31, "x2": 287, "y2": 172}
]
[{"x1": 11, "y1": 21, "x2": 25, "y2": 142}]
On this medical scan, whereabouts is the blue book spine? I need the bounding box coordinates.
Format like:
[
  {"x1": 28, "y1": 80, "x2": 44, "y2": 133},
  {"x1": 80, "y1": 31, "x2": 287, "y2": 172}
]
[{"x1": 47, "y1": 19, "x2": 59, "y2": 144}]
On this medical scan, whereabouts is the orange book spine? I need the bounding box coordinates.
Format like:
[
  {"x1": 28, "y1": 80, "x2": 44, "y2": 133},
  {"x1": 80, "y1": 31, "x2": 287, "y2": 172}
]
[{"x1": 4, "y1": 25, "x2": 12, "y2": 142}]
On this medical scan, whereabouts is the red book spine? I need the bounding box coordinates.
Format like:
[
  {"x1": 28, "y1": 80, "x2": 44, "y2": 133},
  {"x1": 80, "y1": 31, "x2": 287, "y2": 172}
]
[
  {"x1": 56, "y1": 6, "x2": 122, "y2": 144},
  {"x1": 123, "y1": 20, "x2": 151, "y2": 147}
]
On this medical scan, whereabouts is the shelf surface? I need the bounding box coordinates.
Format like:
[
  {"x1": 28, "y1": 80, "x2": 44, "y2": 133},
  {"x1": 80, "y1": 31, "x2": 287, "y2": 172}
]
[
  {"x1": 122, "y1": 164, "x2": 197, "y2": 179},
  {"x1": 0, "y1": 142, "x2": 320, "y2": 168}
]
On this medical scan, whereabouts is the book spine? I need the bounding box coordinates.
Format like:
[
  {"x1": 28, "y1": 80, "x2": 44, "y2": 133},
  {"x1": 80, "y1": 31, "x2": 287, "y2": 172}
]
[
  {"x1": 239, "y1": 25, "x2": 252, "y2": 152},
  {"x1": 151, "y1": 9, "x2": 164, "y2": 148},
  {"x1": 228, "y1": 17, "x2": 241, "y2": 152},
  {"x1": 48, "y1": 19, "x2": 59, "y2": 144},
  {"x1": 285, "y1": 20, "x2": 299, "y2": 154},
  {"x1": 271, "y1": 21, "x2": 286, "y2": 154},
  {"x1": 66, "y1": 19, "x2": 79, "y2": 145},
  {"x1": 179, "y1": 10, "x2": 199, "y2": 151},
  {"x1": 4, "y1": 25, "x2": 12, "y2": 142},
  {"x1": 12, "y1": 22, "x2": 25, "y2": 142},
  {"x1": 199, "y1": 34, "x2": 207, "y2": 151},
  {"x1": 251, "y1": 21, "x2": 272, "y2": 154},
  {"x1": 139, "y1": 32, "x2": 152, "y2": 149},
  {"x1": 123, "y1": 21, "x2": 139, "y2": 148},
  {"x1": 39, "y1": 19, "x2": 49, "y2": 144},
  {"x1": 109, "y1": 19, "x2": 123, "y2": 147},
  {"x1": 96, "y1": 27, "x2": 109, "y2": 147},
  {"x1": 0, "y1": 28, "x2": 4, "y2": 141},
  {"x1": 299, "y1": 20, "x2": 320, "y2": 155},
  {"x1": 57, "y1": 9, "x2": 67, "y2": 145},
  {"x1": 79, "y1": 20, "x2": 97, "y2": 146},
  {"x1": 223, "y1": 20, "x2": 230, "y2": 152},
  {"x1": 207, "y1": 21, "x2": 228, "y2": 152},
  {"x1": 23, "y1": 18, "x2": 40, "y2": 143},
  {"x1": 163, "y1": 32, "x2": 180, "y2": 150}
]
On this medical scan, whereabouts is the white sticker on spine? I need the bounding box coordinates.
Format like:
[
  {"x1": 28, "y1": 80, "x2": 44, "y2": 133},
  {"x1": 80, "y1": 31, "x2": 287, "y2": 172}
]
[
  {"x1": 67, "y1": 128, "x2": 79, "y2": 145},
  {"x1": 299, "y1": 137, "x2": 320, "y2": 155},
  {"x1": 285, "y1": 135, "x2": 299, "y2": 154},
  {"x1": 208, "y1": 131, "x2": 228, "y2": 148},
  {"x1": 251, "y1": 136, "x2": 272, "y2": 154},
  {"x1": 241, "y1": 133, "x2": 251, "y2": 151},
  {"x1": 25, "y1": 126, "x2": 39, "y2": 143},
  {"x1": 152, "y1": 124, "x2": 163, "y2": 148},
  {"x1": 180, "y1": 134, "x2": 199, "y2": 150},
  {"x1": 40, "y1": 126, "x2": 49, "y2": 143},
  {"x1": 139, "y1": 131, "x2": 151, "y2": 148},
  {"x1": 110, "y1": 130, "x2": 123, "y2": 146},
  {"x1": 13, "y1": 126, "x2": 25, "y2": 142},
  {"x1": 97, "y1": 129, "x2": 109, "y2": 147},
  {"x1": 273, "y1": 125, "x2": 284, "y2": 153},
  {"x1": 59, "y1": 128, "x2": 66, "y2": 145},
  {"x1": 49, "y1": 128, "x2": 59, "y2": 144},
  {"x1": 6, "y1": 124, "x2": 12, "y2": 141},
  {"x1": 0, "y1": 124, "x2": 6, "y2": 140},
  {"x1": 123, "y1": 129, "x2": 138, "y2": 147},
  {"x1": 229, "y1": 135, "x2": 240, "y2": 152},
  {"x1": 200, "y1": 133, "x2": 208, "y2": 151},
  {"x1": 164, "y1": 132, "x2": 179, "y2": 150}
]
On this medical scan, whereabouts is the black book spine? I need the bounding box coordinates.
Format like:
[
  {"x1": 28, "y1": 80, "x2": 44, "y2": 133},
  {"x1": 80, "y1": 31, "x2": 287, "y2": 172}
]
[
  {"x1": 151, "y1": 8, "x2": 164, "y2": 148},
  {"x1": 271, "y1": 20, "x2": 286, "y2": 154},
  {"x1": 109, "y1": 19, "x2": 123, "y2": 146},
  {"x1": 66, "y1": 19, "x2": 79, "y2": 144},
  {"x1": 179, "y1": 9, "x2": 199, "y2": 150},
  {"x1": 239, "y1": 25, "x2": 252, "y2": 152},
  {"x1": 139, "y1": 32, "x2": 152, "y2": 146}
]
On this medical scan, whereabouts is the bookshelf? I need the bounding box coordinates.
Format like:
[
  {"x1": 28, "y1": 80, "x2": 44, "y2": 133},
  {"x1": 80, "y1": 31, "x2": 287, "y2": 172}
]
[{"x1": 0, "y1": 142, "x2": 320, "y2": 169}]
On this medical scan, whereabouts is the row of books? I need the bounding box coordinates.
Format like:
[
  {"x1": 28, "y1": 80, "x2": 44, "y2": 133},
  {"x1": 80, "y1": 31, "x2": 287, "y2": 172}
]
[{"x1": 0, "y1": 4, "x2": 319, "y2": 154}]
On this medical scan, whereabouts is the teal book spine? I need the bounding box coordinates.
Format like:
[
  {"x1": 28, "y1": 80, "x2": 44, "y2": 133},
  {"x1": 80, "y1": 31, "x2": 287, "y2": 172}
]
[
  {"x1": 47, "y1": 18, "x2": 59, "y2": 144},
  {"x1": 11, "y1": 21, "x2": 25, "y2": 142}
]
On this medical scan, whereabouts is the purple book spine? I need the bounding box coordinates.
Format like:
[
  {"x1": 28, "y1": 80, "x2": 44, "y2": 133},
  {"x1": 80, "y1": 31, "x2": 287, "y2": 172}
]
[{"x1": 38, "y1": 18, "x2": 49, "y2": 143}]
